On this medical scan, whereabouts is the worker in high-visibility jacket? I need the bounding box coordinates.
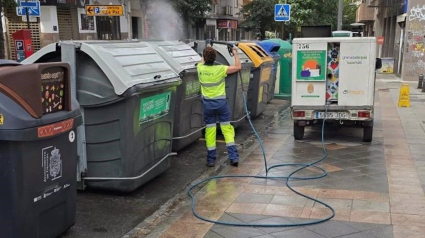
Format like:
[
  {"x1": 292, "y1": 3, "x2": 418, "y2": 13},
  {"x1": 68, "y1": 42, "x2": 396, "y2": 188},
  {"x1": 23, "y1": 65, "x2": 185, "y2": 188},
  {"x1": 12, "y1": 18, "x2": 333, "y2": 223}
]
[{"x1": 197, "y1": 45, "x2": 242, "y2": 167}]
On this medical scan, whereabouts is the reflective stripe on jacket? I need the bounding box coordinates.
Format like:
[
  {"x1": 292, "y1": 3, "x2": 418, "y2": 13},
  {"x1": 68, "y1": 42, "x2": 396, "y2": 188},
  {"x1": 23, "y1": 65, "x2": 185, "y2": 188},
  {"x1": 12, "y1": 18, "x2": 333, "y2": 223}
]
[{"x1": 197, "y1": 63, "x2": 228, "y2": 99}]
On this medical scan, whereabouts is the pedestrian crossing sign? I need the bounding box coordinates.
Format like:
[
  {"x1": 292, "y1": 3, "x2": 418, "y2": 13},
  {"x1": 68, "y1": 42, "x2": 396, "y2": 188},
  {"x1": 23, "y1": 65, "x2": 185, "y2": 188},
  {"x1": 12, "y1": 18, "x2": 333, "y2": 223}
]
[{"x1": 275, "y1": 4, "x2": 290, "y2": 22}]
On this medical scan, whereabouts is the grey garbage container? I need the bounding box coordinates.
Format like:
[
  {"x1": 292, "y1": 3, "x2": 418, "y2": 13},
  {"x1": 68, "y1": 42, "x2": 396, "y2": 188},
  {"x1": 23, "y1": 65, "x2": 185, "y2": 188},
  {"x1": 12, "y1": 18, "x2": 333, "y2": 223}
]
[
  {"x1": 23, "y1": 41, "x2": 182, "y2": 192},
  {"x1": 148, "y1": 41, "x2": 203, "y2": 152},
  {"x1": 0, "y1": 61, "x2": 82, "y2": 238}
]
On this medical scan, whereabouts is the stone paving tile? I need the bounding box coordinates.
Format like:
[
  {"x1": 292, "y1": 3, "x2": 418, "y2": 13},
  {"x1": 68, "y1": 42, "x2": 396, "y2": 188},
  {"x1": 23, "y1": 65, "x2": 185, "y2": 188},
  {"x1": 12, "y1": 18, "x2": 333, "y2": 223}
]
[
  {"x1": 226, "y1": 203, "x2": 268, "y2": 215},
  {"x1": 309, "y1": 207, "x2": 351, "y2": 221},
  {"x1": 349, "y1": 210, "x2": 391, "y2": 224},
  {"x1": 391, "y1": 213, "x2": 425, "y2": 227},
  {"x1": 351, "y1": 200, "x2": 390, "y2": 213},
  {"x1": 269, "y1": 195, "x2": 307, "y2": 206},
  {"x1": 305, "y1": 220, "x2": 360, "y2": 238},
  {"x1": 270, "y1": 228, "x2": 326, "y2": 238},
  {"x1": 313, "y1": 198, "x2": 353, "y2": 210},
  {"x1": 263, "y1": 204, "x2": 303, "y2": 218},
  {"x1": 203, "y1": 231, "x2": 224, "y2": 238},
  {"x1": 235, "y1": 193, "x2": 274, "y2": 204},
  {"x1": 392, "y1": 225, "x2": 425, "y2": 238},
  {"x1": 317, "y1": 189, "x2": 355, "y2": 200}
]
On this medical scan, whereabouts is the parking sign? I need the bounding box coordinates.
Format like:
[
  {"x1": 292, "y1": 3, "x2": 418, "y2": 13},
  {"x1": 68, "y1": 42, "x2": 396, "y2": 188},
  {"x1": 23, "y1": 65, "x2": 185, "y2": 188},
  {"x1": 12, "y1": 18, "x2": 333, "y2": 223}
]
[{"x1": 15, "y1": 40, "x2": 24, "y2": 51}]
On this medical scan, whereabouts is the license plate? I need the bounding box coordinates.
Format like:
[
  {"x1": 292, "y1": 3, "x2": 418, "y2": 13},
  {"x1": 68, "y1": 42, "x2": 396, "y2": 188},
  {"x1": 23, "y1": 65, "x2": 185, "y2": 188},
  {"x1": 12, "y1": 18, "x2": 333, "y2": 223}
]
[{"x1": 315, "y1": 112, "x2": 348, "y2": 119}]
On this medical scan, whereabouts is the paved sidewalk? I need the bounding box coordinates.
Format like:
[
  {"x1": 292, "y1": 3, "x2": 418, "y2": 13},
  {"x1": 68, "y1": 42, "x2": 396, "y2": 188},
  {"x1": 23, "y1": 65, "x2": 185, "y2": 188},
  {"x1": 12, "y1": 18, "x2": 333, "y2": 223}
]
[{"x1": 143, "y1": 76, "x2": 425, "y2": 238}]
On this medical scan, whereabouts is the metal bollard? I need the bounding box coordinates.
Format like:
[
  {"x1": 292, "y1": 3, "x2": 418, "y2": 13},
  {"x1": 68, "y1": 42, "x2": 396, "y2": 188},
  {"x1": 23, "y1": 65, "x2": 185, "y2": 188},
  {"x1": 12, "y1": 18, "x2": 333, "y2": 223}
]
[{"x1": 419, "y1": 74, "x2": 424, "y2": 89}]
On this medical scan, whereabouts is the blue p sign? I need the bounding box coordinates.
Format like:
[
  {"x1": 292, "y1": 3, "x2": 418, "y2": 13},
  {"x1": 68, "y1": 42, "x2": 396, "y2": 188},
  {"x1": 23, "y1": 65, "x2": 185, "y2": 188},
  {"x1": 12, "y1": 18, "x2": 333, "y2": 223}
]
[
  {"x1": 15, "y1": 40, "x2": 24, "y2": 51},
  {"x1": 94, "y1": 7, "x2": 100, "y2": 14}
]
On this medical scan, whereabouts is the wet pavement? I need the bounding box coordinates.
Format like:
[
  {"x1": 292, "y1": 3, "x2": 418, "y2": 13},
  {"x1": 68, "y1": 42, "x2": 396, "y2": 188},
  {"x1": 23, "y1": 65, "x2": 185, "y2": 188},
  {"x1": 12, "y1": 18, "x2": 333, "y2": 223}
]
[
  {"x1": 59, "y1": 100, "x2": 290, "y2": 238},
  {"x1": 142, "y1": 75, "x2": 425, "y2": 238}
]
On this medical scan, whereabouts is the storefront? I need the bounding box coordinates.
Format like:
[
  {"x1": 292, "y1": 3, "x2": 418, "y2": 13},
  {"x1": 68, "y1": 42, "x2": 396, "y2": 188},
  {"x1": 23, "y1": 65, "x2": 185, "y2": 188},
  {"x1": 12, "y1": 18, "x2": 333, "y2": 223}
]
[{"x1": 217, "y1": 19, "x2": 238, "y2": 41}]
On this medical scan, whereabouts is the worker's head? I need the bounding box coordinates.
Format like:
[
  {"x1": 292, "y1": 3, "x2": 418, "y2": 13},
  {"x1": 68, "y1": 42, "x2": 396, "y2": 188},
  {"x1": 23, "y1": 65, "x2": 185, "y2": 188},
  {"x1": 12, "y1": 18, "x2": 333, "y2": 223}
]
[{"x1": 203, "y1": 47, "x2": 216, "y2": 64}]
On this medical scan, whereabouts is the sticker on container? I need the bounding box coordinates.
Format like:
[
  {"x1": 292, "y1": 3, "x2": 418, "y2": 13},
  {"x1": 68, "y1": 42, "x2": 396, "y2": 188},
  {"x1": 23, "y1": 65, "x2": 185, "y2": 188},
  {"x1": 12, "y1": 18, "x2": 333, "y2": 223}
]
[
  {"x1": 185, "y1": 79, "x2": 201, "y2": 100},
  {"x1": 42, "y1": 146, "x2": 62, "y2": 182},
  {"x1": 258, "y1": 86, "x2": 264, "y2": 103},
  {"x1": 261, "y1": 67, "x2": 271, "y2": 82},
  {"x1": 0, "y1": 114, "x2": 3, "y2": 125},
  {"x1": 69, "y1": 131, "x2": 75, "y2": 143},
  {"x1": 139, "y1": 92, "x2": 171, "y2": 125},
  {"x1": 296, "y1": 50, "x2": 327, "y2": 81}
]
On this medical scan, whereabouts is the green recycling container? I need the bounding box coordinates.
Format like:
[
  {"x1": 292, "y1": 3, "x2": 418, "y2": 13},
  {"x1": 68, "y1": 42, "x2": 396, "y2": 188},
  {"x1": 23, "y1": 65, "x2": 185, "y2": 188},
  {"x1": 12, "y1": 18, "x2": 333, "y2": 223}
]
[{"x1": 266, "y1": 39, "x2": 292, "y2": 99}]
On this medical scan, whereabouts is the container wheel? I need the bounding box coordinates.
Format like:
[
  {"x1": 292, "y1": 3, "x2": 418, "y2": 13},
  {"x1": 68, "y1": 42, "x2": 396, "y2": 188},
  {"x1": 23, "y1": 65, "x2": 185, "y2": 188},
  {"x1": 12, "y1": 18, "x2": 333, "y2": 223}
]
[
  {"x1": 294, "y1": 123, "x2": 305, "y2": 140},
  {"x1": 363, "y1": 126, "x2": 373, "y2": 142}
]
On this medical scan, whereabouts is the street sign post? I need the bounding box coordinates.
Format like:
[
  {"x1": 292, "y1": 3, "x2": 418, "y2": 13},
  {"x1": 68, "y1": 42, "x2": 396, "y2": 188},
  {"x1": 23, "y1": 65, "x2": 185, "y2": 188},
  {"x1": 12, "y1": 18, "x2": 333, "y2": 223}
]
[
  {"x1": 16, "y1": 1, "x2": 41, "y2": 17},
  {"x1": 85, "y1": 5, "x2": 124, "y2": 16},
  {"x1": 275, "y1": 4, "x2": 290, "y2": 22}
]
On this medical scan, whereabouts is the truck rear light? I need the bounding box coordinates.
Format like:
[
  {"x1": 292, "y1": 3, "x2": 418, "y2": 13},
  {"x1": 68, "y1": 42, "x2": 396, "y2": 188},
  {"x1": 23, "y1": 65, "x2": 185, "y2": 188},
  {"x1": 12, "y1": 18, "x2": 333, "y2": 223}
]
[
  {"x1": 358, "y1": 111, "x2": 370, "y2": 118},
  {"x1": 293, "y1": 111, "x2": 305, "y2": 117}
]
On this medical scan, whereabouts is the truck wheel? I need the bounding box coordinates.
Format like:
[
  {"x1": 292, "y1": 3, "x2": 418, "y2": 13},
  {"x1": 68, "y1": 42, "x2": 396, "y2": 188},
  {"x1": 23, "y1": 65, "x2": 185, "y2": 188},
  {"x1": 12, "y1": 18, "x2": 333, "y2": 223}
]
[
  {"x1": 363, "y1": 126, "x2": 373, "y2": 142},
  {"x1": 294, "y1": 123, "x2": 305, "y2": 140}
]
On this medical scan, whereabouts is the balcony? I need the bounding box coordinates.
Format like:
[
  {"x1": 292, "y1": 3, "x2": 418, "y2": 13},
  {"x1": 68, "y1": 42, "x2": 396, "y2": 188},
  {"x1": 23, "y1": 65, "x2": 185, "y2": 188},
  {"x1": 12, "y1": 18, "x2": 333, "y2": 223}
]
[
  {"x1": 207, "y1": 4, "x2": 238, "y2": 20},
  {"x1": 356, "y1": 2, "x2": 375, "y2": 22}
]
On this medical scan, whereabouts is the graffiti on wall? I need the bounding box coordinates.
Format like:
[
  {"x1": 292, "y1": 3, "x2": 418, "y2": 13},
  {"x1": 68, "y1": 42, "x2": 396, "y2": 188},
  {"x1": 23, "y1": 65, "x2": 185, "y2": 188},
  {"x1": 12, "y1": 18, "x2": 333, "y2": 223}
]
[
  {"x1": 404, "y1": 4, "x2": 425, "y2": 79},
  {"x1": 409, "y1": 5, "x2": 425, "y2": 22}
]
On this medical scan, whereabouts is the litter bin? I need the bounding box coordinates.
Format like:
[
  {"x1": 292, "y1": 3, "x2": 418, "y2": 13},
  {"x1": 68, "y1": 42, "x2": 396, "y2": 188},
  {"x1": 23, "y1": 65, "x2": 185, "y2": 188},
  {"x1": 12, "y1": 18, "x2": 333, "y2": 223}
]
[
  {"x1": 237, "y1": 42, "x2": 274, "y2": 118},
  {"x1": 266, "y1": 39, "x2": 293, "y2": 99},
  {"x1": 0, "y1": 61, "x2": 82, "y2": 238},
  {"x1": 23, "y1": 41, "x2": 182, "y2": 192},
  {"x1": 257, "y1": 41, "x2": 281, "y2": 103},
  {"x1": 147, "y1": 41, "x2": 203, "y2": 152}
]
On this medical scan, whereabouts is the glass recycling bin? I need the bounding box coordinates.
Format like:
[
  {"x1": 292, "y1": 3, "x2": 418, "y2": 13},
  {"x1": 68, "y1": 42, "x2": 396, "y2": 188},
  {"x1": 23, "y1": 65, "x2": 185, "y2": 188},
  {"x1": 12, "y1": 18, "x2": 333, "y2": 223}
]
[
  {"x1": 0, "y1": 61, "x2": 82, "y2": 238},
  {"x1": 257, "y1": 41, "x2": 281, "y2": 102},
  {"x1": 237, "y1": 42, "x2": 274, "y2": 118},
  {"x1": 23, "y1": 41, "x2": 182, "y2": 192}
]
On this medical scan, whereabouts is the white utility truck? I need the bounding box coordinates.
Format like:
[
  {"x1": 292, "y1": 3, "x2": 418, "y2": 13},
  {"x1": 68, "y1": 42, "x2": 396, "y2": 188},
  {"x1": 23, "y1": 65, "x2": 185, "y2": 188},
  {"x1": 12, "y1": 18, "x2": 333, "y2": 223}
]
[{"x1": 291, "y1": 37, "x2": 381, "y2": 142}]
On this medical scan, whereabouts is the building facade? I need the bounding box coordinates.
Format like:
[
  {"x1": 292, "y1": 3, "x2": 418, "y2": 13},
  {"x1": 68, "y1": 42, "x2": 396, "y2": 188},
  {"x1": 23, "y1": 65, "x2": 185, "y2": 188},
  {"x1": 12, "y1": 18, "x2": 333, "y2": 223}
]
[
  {"x1": 356, "y1": 0, "x2": 425, "y2": 80},
  {"x1": 3, "y1": 0, "x2": 143, "y2": 60}
]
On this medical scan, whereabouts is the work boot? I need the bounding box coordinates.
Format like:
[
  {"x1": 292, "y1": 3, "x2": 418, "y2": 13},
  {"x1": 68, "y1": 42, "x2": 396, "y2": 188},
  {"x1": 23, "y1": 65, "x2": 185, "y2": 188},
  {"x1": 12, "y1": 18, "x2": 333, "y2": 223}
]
[
  {"x1": 230, "y1": 159, "x2": 239, "y2": 167},
  {"x1": 207, "y1": 160, "x2": 215, "y2": 167}
]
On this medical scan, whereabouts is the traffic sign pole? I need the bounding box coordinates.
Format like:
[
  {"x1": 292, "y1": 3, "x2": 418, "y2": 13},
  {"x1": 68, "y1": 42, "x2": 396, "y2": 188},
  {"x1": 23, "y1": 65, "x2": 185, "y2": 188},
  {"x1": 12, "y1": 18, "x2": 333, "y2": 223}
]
[{"x1": 25, "y1": 0, "x2": 30, "y2": 29}]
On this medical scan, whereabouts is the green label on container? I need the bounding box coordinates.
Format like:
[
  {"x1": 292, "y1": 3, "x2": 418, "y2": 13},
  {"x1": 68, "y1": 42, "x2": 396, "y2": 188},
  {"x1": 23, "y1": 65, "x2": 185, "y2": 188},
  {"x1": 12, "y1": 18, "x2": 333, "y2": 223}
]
[
  {"x1": 139, "y1": 92, "x2": 171, "y2": 124},
  {"x1": 297, "y1": 50, "x2": 327, "y2": 81},
  {"x1": 185, "y1": 79, "x2": 201, "y2": 99}
]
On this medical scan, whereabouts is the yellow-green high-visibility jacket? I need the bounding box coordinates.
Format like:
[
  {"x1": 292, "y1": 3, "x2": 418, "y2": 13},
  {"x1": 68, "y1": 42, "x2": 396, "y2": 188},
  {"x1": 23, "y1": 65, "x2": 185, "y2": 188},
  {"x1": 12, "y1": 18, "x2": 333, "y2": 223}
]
[{"x1": 197, "y1": 63, "x2": 228, "y2": 100}]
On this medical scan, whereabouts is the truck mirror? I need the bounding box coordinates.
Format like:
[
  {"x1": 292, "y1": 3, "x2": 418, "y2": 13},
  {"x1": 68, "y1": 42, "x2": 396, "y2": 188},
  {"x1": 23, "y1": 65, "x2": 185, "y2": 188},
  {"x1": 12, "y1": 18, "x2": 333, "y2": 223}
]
[{"x1": 376, "y1": 58, "x2": 382, "y2": 70}]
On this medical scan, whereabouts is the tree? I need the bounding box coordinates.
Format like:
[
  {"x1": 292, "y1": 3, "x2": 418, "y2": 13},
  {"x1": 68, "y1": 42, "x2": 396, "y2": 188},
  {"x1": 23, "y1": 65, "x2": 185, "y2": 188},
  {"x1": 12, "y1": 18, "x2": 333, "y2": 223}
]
[
  {"x1": 174, "y1": 0, "x2": 211, "y2": 38},
  {"x1": 240, "y1": 0, "x2": 278, "y2": 40},
  {"x1": 342, "y1": 0, "x2": 357, "y2": 30},
  {"x1": 0, "y1": 0, "x2": 16, "y2": 59}
]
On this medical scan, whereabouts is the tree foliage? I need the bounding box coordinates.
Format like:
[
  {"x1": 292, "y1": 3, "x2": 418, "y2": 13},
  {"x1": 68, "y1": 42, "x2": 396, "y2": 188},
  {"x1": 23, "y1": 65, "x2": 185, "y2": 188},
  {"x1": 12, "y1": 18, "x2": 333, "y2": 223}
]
[
  {"x1": 174, "y1": 0, "x2": 211, "y2": 24},
  {"x1": 240, "y1": 0, "x2": 278, "y2": 40},
  {"x1": 240, "y1": 0, "x2": 359, "y2": 40}
]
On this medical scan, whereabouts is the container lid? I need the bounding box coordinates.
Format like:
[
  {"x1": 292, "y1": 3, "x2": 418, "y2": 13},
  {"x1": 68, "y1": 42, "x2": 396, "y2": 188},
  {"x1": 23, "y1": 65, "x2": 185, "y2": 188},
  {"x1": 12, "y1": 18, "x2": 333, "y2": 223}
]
[
  {"x1": 257, "y1": 41, "x2": 281, "y2": 57},
  {"x1": 213, "y1": 44, "x2": 252, "y2": 65},
  {"x1": 147, "y1": 41, "x2": 201, "y2": 74},
  {"x1": 23, "y1": 41, "x2": 181, "y2": 95},
  {"x1": 237, "y1": 42, "x2": 274, "y2": 68}
]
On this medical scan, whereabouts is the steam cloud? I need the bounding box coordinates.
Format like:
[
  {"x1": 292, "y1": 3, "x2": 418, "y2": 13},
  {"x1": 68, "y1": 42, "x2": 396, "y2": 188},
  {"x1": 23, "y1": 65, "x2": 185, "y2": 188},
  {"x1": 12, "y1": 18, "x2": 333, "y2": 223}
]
[{"x1": 146, "y1": 0, "x2": 184, "y2": 40}]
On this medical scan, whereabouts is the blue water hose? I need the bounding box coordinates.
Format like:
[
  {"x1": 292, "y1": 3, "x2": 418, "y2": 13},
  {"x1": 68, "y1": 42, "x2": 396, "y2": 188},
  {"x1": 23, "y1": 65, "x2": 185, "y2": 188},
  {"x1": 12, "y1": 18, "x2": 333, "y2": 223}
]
[{"x1": 188, "y1": 63, "x2": 334, "y2": 227}]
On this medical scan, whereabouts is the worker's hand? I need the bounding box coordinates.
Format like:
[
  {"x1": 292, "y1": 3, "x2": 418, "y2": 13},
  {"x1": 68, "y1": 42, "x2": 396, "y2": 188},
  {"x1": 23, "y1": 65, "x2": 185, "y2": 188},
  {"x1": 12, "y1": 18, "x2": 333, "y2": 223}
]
[{"x1": 232, "y1": 48, "x2": 238, "y2": 55}]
